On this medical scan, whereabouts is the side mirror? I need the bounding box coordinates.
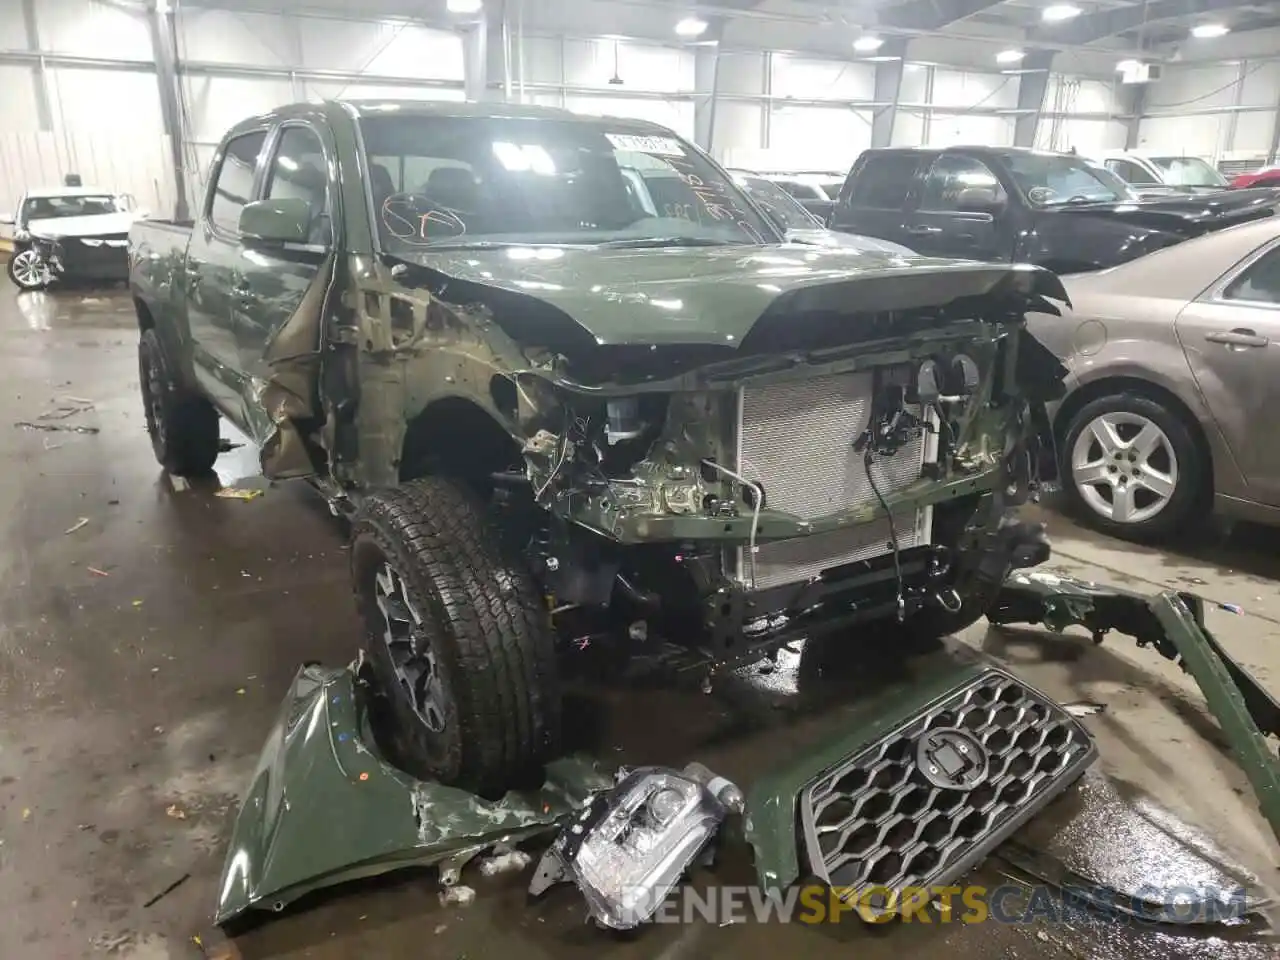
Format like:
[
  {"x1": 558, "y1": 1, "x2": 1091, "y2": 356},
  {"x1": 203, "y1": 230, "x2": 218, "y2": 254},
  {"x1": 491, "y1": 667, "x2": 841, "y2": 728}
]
[
  {"x1": 0, "y1": 213, "x2": 14, "y2": 226},
  {"x1": 238, "y1": 197, "x2": 313, "y2": 246}
]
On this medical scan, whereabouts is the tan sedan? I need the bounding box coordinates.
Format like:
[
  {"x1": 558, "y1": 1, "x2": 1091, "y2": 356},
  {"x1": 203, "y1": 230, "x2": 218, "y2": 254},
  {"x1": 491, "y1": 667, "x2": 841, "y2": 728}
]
[{"x1": 1028, "y1": 216, "x2": 1280, "y2": 541}]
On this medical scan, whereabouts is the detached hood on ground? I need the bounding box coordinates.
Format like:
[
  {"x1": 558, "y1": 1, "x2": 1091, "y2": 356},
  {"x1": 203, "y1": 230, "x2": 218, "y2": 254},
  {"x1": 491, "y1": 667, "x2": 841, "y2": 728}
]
[
  {"x1": 28, "y1": 211, "x2": 139, "y2": 239},
  {"x1": 399, "y1": 244, "x2": 1067, "y2": 351}
]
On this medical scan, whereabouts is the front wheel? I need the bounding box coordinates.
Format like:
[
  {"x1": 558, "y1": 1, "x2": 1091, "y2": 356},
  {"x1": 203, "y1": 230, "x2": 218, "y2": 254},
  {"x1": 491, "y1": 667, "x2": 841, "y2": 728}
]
[
  {"x1": 350, "y1": 477, "x2": 561, "y2": 798},
  {"x1": 1060, "y1": 392, "x2": 1204, "y2": 542},
  {"x1": 7, "y1": 249, "x2": 50, "y2": 290}
]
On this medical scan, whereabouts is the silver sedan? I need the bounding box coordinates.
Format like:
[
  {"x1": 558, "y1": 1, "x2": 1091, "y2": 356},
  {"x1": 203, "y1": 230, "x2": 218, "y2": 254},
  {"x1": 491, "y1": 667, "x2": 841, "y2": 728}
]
[{"x1": 1027, "y1": 215, "x2": 1280, "y2": 541}]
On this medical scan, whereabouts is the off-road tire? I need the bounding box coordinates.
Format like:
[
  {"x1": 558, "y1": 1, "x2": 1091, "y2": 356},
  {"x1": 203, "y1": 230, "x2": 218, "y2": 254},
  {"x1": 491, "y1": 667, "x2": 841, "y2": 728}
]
[
  {"x1": 1060, "y1": 392, "x2": 1204, "y2": 543},
  {"x1": 138, "y1": 328, "x2": 220, "y2": 475},
  {"x1": 350, "y1": 476, "x2": 561, "y2": 797}
]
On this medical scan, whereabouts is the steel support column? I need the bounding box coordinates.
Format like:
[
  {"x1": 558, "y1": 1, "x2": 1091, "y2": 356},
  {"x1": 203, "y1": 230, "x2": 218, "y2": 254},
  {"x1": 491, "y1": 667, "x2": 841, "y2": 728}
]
[
  {"x1": 870, "y1": 38, "x2": 908, "y2": 149},
  {"x1": 1123, "y1": 84, "x2": 1145, "y2": 149},
  {"x1": 463, "y1": 18, "x2": 488, "y2": 101},
  {"x1": 145, "y1": 1, "x2": 189, "y2": 220},
  {"x1": 20, "y1": 0, "x2": 53, "y2": 131},
  {"x1": 1013, "y1": 49, "x2": 1055, "y2": 148},
  {"x1": 693, "y1": 20, "x2": 726, "y2": 154}
]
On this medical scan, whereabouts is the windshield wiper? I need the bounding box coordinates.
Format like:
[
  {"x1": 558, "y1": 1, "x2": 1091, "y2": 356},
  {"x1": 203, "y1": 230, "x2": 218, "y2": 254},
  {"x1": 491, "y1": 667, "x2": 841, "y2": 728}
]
[{"x1": 595, "y1": 237, "x2": 750, "y2": 249}]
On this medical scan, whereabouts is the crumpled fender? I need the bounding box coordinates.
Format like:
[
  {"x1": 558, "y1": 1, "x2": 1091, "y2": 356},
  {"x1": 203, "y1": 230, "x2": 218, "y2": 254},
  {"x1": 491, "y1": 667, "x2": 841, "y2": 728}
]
[{"x1": 215, "y1": 663, "x2": 610, "y2": 925}]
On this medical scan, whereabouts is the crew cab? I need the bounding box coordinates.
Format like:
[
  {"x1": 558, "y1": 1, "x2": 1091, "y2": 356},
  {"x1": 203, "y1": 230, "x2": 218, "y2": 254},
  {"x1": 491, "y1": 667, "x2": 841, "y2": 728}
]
[
  {"x1": 829, "y1": 146, "x2": 1278, "y2": 274},
  {"x1": 1096, "y1": 150, "x2": 1230, "y2": 195},
  {"x1": 129, "y1": 101, "x2": 1064, "y2": 795}
]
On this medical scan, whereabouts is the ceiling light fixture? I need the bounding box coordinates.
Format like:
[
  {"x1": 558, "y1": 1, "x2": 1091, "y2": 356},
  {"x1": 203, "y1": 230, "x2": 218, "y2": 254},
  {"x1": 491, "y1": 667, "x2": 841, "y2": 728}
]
[
  {"x1": 1191, "y1": 23, "x2": 1230, "y2": 38},
  {"x1": 1116, "y1": 59, "x2": 1142, "y2": 72},
  {"x1": 446, "y1": 0, "x2": 483, "y2": 12},
  {"x1": 996, "y1": 49, "x2": 1025, "y2": 63},
  {"x1": 1041, "y1": 4, "x2": 1081, "y2": 22},
  {"x1": 675, "y1": 17, "x2": 709, "y2": 37},
  {"x1": 853, "y1": 35, "x2": 885, "y2": 52}
]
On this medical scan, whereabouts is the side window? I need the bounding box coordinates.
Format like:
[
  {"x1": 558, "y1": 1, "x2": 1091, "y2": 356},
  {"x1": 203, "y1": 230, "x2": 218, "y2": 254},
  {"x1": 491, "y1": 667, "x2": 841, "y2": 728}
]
[
  {"x1": 264, "y1": 126, "x2": 332, "y2": 246},
  {"x1": 1113, "y1": 159, "x2": 1158, "y2": 185},
  {"x1": 208, "y1": 131, "x2": 267, "y2": 233},
  {"x1": 920, "y1": 154, "x2": 1007, "y2": 212},
  {"x1": 1223, "y1": 246, "x2": 1280, "y2": 305},
  {"x1": 849, "y1": 154, "x2": 919, "y2": 209}
]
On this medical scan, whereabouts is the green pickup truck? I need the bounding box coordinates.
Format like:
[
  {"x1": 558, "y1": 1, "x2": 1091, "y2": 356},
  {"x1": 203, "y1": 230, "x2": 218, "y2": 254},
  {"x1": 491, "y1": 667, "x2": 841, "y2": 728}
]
[{"x1": 129, "y1": 100, "x2": 1068, "y2": 796}]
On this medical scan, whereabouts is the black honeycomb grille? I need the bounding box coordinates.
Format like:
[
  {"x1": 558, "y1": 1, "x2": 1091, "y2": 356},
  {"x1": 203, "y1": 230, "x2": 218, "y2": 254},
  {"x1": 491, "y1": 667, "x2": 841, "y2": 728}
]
[{"x1": 799, "y1": 668, "x2": 1095, "y2": 909}]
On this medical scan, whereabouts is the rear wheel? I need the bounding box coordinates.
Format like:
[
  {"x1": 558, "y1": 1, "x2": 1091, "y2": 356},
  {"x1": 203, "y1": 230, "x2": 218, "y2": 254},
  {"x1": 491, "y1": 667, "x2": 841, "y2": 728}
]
[
  {"x1": 1060, "y1": 392, "x2": 1203, "y2": 542},
  {"x1": 138, "y1": 328, "x2": 221, "y2": 475},
  {"x1": 350, "y1": 476, "x2": 561, "y2": 797}
]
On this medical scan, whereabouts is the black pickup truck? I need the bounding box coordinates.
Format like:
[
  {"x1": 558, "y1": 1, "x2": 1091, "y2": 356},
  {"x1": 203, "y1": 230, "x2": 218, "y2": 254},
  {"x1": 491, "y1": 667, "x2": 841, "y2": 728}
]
[{"x1": 829, "y1": 146, "x2": 1279, "y2": 273}]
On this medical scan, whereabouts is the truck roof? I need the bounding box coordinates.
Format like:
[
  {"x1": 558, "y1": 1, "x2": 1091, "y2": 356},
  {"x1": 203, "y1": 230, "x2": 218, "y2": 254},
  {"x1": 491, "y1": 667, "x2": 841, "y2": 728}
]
[
  {"x1": 859, "y1": 145, "x2": 1077, "y2": 160},
  {"x1": 227, "y1": 98, "x2": 681, "y2": 136}
]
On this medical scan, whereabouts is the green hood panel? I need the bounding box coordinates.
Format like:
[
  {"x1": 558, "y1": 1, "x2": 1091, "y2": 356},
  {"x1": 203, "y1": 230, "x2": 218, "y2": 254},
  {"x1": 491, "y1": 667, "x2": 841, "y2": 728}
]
[
  {"x1": 215, "y1": 664, "x2": 611, "y2": 925},
  {"x1": 400, "y1": 245, "x2": 1068, "y2": 347}
]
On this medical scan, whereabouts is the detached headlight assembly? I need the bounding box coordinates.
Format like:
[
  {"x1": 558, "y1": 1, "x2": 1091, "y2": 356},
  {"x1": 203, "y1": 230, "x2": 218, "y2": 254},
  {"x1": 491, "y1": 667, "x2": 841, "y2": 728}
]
[{"x1": 529, "y1": 762, "x2": 743, "y2": 930}]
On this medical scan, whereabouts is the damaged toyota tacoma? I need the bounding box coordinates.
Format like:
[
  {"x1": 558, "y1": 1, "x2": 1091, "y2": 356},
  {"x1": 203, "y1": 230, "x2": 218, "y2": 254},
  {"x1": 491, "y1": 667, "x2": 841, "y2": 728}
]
[{"x1": 129, "y1": 101, "x2": 1068, "y2": 796}]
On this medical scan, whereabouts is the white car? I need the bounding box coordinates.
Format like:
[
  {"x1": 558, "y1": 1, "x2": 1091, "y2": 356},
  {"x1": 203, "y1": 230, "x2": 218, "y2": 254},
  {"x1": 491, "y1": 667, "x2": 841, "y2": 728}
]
[
  {"x1": 2, "y1": 186, "x2": 145, "y2": 289},
  {"x1": 1095, "y1": 150, "x2": 1230, "y2": 195}
]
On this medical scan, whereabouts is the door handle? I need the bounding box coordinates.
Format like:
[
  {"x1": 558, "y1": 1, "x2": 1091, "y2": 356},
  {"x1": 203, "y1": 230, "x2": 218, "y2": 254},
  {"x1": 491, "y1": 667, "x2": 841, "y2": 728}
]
[
  {"x1": 904, "y1": 225, "x2": 942, "y2": 236},
  {"x1": 1204, "y1": 328, "x2": 1269, "y2": 348}
]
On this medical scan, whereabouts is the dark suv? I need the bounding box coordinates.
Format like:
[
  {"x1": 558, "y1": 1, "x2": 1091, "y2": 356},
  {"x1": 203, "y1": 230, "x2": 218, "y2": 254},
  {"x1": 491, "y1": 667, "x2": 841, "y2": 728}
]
[{"x1": 829, "y1": 146, "x2": 1277, "y2": 274}]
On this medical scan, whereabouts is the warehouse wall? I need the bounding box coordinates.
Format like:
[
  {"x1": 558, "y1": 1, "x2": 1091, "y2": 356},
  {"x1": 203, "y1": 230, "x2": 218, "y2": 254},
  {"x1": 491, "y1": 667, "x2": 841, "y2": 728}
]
[
  {"x1": 0, "y1": 0, "x2": 1225, "y2": 222},
  {"x1": 1137, "y1": 59, "x2": 1280, "y2": 163}
]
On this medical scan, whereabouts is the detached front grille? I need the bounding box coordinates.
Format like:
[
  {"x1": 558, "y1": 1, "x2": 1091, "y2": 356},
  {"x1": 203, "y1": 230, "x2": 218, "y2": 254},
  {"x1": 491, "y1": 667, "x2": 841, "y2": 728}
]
[
  {"x1": 799, "y1": 668, "x2": 1095, "y2": 912},
  {"x1": 734, "y1": 367, "x2": 932, "y2": 589}
]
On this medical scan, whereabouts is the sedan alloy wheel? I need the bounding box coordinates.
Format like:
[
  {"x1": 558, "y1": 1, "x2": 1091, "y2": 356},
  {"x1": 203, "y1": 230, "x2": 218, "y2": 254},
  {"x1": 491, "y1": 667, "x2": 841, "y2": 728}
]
[{"x1": 1070, "y1": 411, "x2": 1179, "y2": 525}]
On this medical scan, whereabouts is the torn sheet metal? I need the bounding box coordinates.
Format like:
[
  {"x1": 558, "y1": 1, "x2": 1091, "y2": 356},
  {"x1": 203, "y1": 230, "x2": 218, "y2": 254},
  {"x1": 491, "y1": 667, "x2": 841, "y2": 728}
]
[
  {"x1": 215, "y1": 663, "x2": 610, "y2": 925},
  {"x1": 991, "y1": 570, "x2": 1280, "y2": 847}
]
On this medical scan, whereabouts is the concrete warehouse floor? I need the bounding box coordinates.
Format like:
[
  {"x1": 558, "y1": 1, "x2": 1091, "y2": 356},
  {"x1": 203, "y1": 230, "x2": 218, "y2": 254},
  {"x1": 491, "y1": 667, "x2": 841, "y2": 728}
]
[{"x1": 1, "y1": 287, "x2": 1279, "y2": 960}]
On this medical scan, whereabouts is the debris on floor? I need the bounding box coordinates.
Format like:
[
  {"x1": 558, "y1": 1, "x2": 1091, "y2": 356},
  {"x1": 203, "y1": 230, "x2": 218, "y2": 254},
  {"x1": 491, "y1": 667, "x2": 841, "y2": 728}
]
[
  {"x1": 1063, "y1": 701, "x2": 1107, "y2": 717},
  {"x1": 87, "y1": 566, "x2": 110, "y2": 577},
  {"x1": 142, "y1": 872, "x2": 191, "y2": 908},
  {"x1": 14, "y1": 420, "x2": 100, "y2": 435},
  {"x1": 478, "y1": 848, "x2": 534, "y2": 877},
  {"x1": 64, "y1": 517, "x2": 89, "y2": 535},
  {"x1": 166, "y1": 803, "x2": 187, "y2": 820},
  {"x1": 439, "y1": 885, "x2": 476, "y2": 907},
  {"x1": 215, "y1": 487, "x2": 263, "y2": 502},
  {"x1": 529, "y1": 762, "x2": 744, "y2": 931}
]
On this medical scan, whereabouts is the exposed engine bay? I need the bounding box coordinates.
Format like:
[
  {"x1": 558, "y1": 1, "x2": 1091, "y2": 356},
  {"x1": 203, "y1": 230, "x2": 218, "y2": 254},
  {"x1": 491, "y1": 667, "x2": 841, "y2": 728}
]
[{"x1": 339, "y1": 252, "x2": 1070, "y2": 677}]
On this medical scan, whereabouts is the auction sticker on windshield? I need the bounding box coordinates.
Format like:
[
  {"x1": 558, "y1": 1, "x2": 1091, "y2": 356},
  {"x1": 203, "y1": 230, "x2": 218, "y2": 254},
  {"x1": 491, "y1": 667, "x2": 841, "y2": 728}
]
[{"x1": 606, "y1": 134, "x2": 685, "y2": 157}]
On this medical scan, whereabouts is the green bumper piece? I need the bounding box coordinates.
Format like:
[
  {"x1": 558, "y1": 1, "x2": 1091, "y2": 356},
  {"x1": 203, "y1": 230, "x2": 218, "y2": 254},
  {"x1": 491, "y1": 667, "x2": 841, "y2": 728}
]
[
  {"x1": 991, "y1": 570, "x2": 1280, "y2": 847},
  {"x1": 215, "y1": 664, "x2": 611, "y2": 925},
  {"x1": 744, "y1": 656, "x2": 996, "y2": 895}
]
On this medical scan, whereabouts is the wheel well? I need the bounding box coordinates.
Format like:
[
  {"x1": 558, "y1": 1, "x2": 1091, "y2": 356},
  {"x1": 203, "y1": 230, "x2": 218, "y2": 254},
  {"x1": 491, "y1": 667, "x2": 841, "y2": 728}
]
[
  {"x1": 1053, "y1": 375, "x2": 1213, "y2": 493},
  {"x1": 399, "y1": 398, "x2": 521, "y2": 484},
  {"x1": 134, "y1": 298, "x2": 155, "y2": 332}
]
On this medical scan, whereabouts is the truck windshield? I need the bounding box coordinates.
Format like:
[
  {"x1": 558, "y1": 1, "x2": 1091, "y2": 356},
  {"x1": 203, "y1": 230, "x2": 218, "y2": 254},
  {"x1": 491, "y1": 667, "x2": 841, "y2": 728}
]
[
  {"x1": 22, "y1": 195, "x2": 119, "y2": 221},
  {"x1": 1001, "y1": 153, "x2": 1124, "y2": 205},
  {"x1": 359, "y1": 114, "x2": 776, "y2": 250},
  {"x1": 1150, "y1": 156, "x2": 1226, "y2": 188}
]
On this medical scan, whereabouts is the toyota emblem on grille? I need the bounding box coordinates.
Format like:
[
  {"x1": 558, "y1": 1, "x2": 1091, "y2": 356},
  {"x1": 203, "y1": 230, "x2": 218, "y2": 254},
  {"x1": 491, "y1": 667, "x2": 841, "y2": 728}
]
[{"x1": 915, "y1": 728, "x2": 988, "y2": 791}]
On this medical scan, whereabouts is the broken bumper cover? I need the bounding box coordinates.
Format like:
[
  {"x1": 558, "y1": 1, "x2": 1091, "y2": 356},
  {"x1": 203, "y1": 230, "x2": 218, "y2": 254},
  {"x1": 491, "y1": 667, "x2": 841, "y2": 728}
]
[
  {"x1": 215, "y1": 663, "x2": 611, "y2": 925},
  {"x1": 745, "y1": 659, "x2": 1096, "y2": 912}
]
